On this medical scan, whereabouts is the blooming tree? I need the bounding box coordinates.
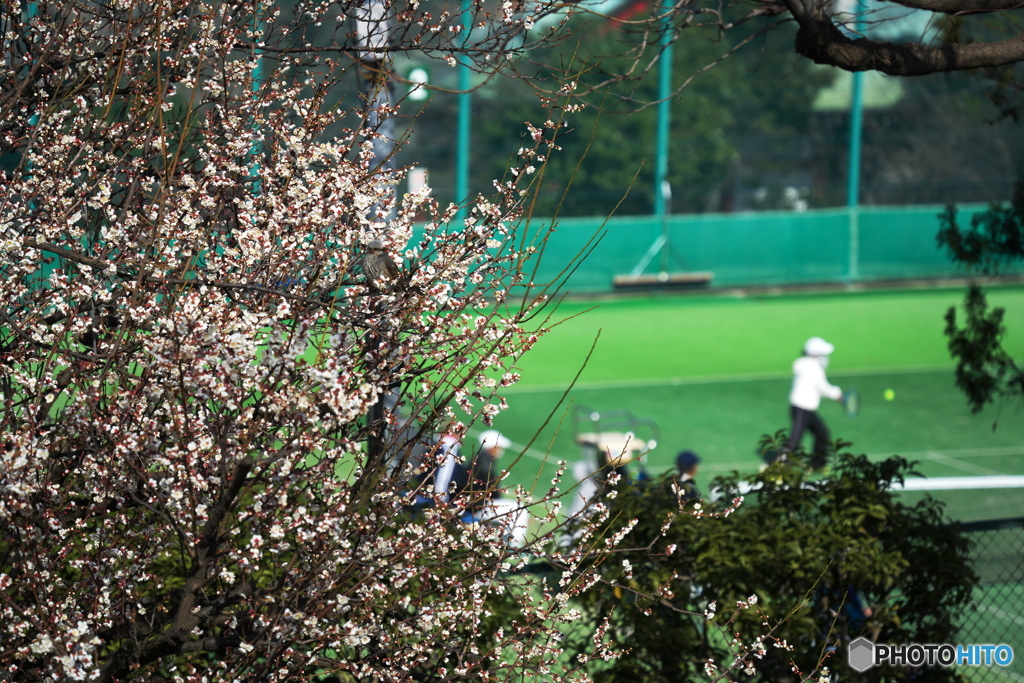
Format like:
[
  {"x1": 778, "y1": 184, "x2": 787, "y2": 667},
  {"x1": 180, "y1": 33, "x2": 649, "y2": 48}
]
[
  {"x1": 0, "y1": 0, "x2": 598, "y2": 679},
  {"x1": 0, "y1": 0, "x2": 834, "y2": 681}
]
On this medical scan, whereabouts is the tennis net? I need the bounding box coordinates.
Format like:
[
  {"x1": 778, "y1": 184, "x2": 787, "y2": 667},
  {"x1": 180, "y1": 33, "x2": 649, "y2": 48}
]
[
  {"x1": 718, "y1": 475, "x2": 1024, "y2": 523},
  {"x1": 892, "y1": 475, "x2": 1024, "y2": 523}
]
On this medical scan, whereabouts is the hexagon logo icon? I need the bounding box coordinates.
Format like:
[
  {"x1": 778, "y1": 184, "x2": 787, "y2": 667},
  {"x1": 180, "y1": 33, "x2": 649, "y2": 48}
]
[{"x1": 848, "y1": 637, "x2": 875, "y2": 672}]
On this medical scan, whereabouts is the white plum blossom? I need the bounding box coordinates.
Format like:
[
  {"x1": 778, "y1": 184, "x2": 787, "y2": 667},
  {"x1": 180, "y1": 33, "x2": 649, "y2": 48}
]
[
  {"x1": 0, "y1": 2, "x2": 815, "y2": 682},
  {"x1": 0, "y1": 0, "x2": 622, "y2": 679}
]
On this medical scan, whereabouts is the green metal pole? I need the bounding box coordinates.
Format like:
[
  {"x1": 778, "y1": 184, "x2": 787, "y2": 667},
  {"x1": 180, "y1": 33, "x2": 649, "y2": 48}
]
[
  {"x1": 455, "y1": 0, "x2": 471, "y2": 223},
  {"x1": 846, "y1": 8, "x2": 865, "y2": 282},
  {"x1": 250, "y1": 7, "x2": 264, "y2": 196},
  {"x1": 847, "y1": 73, "x2": 863, "y2": 208},
  {"x1": 26, "y1": 1, "x2": 44, "y2": 286},
  {"x1": 654, "y1": 3, "x2": 673, "y2": 273},
  {"x1": 27, "y1": 2, "x2": 38, "y2": 125},
  {"x1": 653, "y1": 9, "x2": 672, "y2": 218}
]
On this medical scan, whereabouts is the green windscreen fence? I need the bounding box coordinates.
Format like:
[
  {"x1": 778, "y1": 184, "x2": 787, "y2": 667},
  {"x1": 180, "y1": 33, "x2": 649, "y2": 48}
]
[{"x1": 513, "y1": 203, "x2": 1014, "y2": 294}]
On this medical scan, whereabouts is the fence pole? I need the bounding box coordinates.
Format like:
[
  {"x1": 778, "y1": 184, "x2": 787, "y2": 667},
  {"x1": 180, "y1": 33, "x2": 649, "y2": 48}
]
[
  {"x1": 846, "y1": 7, "x2": 865, "y2": 282},
  {"x1": 654, "y1": 3, "x2": 673, "y2": 273},
  {"x1": 455, "y1": 0, "x2": 472, "y2": 223}
]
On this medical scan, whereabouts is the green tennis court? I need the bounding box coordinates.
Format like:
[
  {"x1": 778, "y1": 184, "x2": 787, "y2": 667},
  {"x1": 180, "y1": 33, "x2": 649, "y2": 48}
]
[
  {"x1": 489, "y1": 285, "x2": 1024, "y2": 521},
  {"x1": 958, "y1": 569, "x2": 1024, "y2": 679}
]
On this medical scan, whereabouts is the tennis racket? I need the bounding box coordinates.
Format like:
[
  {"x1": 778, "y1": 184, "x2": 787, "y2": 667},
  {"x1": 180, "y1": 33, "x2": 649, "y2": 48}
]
[{"x1": 841, "y1": 387, "x2": 861, "y2": 418}]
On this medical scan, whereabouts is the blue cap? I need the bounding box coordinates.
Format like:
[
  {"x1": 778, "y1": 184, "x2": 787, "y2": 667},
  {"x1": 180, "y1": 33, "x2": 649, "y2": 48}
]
[{"x1": 676, "y1": 450, "x2": 701, "y2": 472}]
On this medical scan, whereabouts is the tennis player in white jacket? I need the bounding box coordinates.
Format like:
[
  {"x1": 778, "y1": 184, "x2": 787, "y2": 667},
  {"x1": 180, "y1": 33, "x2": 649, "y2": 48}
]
[{"x1": 787, "y1": 337, "x2": 844, "y2": 469}]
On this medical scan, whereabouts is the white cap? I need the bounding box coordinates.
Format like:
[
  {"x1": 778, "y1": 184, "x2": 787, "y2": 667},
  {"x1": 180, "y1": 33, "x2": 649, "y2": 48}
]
[
  {"x1": 804, "y1": 336, "x2": 834, "y2": 356},
  {"x1": 478, "y1": 429, "x2": 511, "y2": 449}
]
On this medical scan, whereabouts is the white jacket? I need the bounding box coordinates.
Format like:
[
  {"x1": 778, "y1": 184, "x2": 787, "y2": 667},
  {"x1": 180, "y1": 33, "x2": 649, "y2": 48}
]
[{"x1": 789, "y1": 356, "x2": 842, "y2": 411}]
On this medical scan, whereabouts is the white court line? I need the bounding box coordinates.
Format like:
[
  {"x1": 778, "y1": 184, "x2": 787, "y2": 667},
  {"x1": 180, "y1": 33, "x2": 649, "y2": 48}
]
[
  {"x1": 973, "y1": 602, "x2": 1024, "y2": 628},
  {"x1": 512, "y1": 444, "x2": 1024, "y2": 472},
  {"x1": 701, "y1": 461, "x2": 768, "y2": 473},
  {"x1": 505, "y1": 443, "x2": 560, "y2": 464},
  {"x1": 871, "y1": 445, "x2": 1024, "y2": 479},
  {"x1": 924, "y1": 451, "x2": 1007, "y2": 476},
  {"x1": 872, "y1": 445, "x2": 1024, "y2": 460},
  {"x1": 503, "y1": 364, "x2": 954, "y2": 394},
  {"x1": 694, "y1": 446, "x2": 1024, "y2": 475},
  {"x1": 966, "y1": 604, "x2": 1024, "y2": 682},
  {"x1": 964, "y1": 659, "x2": 1024, "y2": 683},
  {"x1": 979, "y1": 668, "x2": 1024, "y2": 683}
]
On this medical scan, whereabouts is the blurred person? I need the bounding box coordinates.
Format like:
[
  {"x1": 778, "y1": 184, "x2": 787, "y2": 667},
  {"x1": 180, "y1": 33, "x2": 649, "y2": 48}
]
[
  {"x1": 467, "y1": 429, "x2": 510, "y2": 500},
  {"x1": 464, "y1": 430, "x2": 530, "y2": 549},
  {"x1": 409, "y1": 421, "x2": 466, "y2": 507},
  {"x1": 431, "y1": 426, "x2": 464, "y2": 504},
  {"x1": 674, "y1": 449, "x2": 701, "y2": 501},
  {"x1": 787, "y1": 336, "x2": 844, "y2": 470}
]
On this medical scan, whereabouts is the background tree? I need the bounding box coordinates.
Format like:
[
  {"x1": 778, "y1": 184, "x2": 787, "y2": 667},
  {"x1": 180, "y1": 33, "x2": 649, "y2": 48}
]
[
  {"x1": 411, "y1": 11, "x2": 834, "y2": 217},
  {"x1": 397, "y1": 0, "x2": 1024, "y2": 218},
  {"x1": 938, "y1": 183, "x2": 1024, "y2": 416}
]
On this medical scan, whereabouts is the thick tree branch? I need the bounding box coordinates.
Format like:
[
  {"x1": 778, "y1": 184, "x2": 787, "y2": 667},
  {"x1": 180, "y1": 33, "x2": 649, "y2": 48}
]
[
  {"x1": 888, "y1": 0, "x2": 1024, "y2": 13},
  {"x1": 97, "y1": 457, "x2": 254, "y2": 683},
  {"x1": 783, "y1": 0, "x2": 1024, "y2": 74}
]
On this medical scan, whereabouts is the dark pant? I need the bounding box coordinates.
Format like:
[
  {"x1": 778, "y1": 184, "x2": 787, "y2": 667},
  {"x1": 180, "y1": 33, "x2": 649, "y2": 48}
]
[{"x1": 788, "y1": 406, "x2": 831, "y2": 468}]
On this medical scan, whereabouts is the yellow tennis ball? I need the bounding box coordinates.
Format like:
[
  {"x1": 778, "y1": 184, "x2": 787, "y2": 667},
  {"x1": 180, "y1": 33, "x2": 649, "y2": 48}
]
[{"x1": 884, "y1": 389, "x2": 895, "y2": 401}]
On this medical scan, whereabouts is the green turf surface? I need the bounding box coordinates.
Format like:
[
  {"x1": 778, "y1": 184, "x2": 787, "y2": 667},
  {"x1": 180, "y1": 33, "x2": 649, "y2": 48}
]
[
  {"x1": 486, "y1": 286, "x2": 1024, "y2": 521},
  {"x1": 514, "y1": 286, "x2": 1024, "y2": 385}
]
